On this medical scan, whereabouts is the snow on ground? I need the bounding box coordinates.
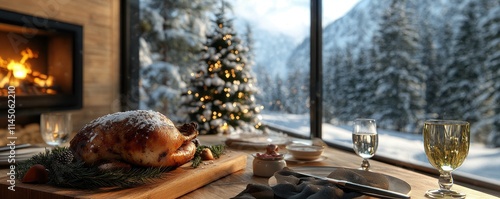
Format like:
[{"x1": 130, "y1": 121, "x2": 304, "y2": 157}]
[{"x1": 262, "y1": 112, "x2": 500, "y2": 185}]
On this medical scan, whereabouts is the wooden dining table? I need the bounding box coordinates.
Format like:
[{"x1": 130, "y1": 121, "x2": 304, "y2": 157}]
[
  {"x1": 181, "y1": 135, "x2": 500, "y2": 199},
  {"x1": 1, "y1": 135, "x2": 499, "y2": 198}
]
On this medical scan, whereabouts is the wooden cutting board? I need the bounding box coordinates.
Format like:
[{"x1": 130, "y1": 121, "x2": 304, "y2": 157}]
[{"x1": 0, "y1": 151, "x2": 247, "y2": 199}]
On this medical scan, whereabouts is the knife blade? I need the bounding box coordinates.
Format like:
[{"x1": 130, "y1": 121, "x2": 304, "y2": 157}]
[{"x1": 294, "y1": 171, "x2": 411, "y2": 199}]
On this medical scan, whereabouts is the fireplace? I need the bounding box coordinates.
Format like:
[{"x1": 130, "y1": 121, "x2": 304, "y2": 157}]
[{"x1": 0, "y1": 9, "x2": 83, "y2": 118}]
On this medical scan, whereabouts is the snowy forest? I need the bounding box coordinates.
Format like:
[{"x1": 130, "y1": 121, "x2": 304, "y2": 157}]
[{"x1": 138, "y1": 0, "x2": 500, "y2": 146}]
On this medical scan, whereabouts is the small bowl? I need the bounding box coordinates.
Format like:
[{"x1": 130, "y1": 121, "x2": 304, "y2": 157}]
[
  {"x1": 252, "y1": 154, "x2": 287, "y2": 177},
  {"x1": 286, "y1": 143, "x2": 324, "y2": 161}
]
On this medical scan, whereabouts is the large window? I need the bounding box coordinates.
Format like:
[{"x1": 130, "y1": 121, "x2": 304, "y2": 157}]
[
  {"x1": 137, "y1": 0, "x2": 500, "y2": 188},
  {"x1": 139, "y1": 0, "x2": 311, "y2": 134},
  {"x1": 320, "y1": 0, "x2": 500, "y2": 187}
]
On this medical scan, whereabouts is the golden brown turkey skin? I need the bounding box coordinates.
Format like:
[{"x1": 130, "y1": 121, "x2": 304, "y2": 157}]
[{"x1": 70, "y1": 110, "x2": 198, "y2": 167}]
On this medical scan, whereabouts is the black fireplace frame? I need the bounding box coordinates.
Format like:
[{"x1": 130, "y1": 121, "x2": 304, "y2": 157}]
[{"x1": 0, "y1": 9, "x2": 83, "y2": 117}]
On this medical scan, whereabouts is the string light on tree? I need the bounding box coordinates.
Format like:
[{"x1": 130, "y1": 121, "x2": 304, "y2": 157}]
[{"x1": 180, "y1": 2, "x2": 264, "y2": 135}]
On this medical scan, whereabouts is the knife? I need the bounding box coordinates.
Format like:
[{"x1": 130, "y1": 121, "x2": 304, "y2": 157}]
[{"x1": 294, "y1": 171, "x2": 411, "y2": 199}]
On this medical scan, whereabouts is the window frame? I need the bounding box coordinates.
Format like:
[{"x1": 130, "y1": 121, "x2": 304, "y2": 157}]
[
  {"x1": 120, "y1": 0, "x2": 140, "y2": 110},
  {"x1": 312, "y1": 0, "x2": 499, "y2": 191},
  {"x1": 310, "y1": 0, "x2": 323, "y2": 139},
  {"x1": 124, "y1": 0, "x2": 500, "y2": 192}
]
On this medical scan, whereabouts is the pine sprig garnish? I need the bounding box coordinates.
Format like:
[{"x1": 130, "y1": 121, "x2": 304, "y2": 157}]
[
  {"x1": 15, "y1": 147, "x2": 174, "y2": 189},
  {"x1": 191, "y1": 144, "x2": 226, "y2": 168},
  {"x1": 50, "y1": 163, "x2": 171, "y2": 189}
]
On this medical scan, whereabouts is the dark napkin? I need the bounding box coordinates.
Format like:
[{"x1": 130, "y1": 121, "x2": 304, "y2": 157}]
[{"x1": 232, "y1": 167, "x2": 390, "y2": 199}]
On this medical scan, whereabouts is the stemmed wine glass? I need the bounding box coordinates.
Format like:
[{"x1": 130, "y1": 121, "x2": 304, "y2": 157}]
[
  {"x1": 352, "y1": 118, "x2": 378, "y2": 171},
  {"x1": 40, "y1": 112, "x2": 72, "y2": 146},
  {"x1": 423, "y1": 120, "x2": 470, "y2": 198}
]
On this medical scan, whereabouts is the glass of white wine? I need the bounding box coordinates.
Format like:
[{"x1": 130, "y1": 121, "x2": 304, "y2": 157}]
[
  {"x1": 423, "y1": 120, "x2": 470, "y2": 198},
  {"x1": 352, "y1": 118, "x2": 378, "y2": 171}
]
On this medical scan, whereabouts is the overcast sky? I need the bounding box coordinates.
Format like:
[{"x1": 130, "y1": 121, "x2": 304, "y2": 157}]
[{"x1": 232, "y1": 0, "x2": 360, "y2": 43}]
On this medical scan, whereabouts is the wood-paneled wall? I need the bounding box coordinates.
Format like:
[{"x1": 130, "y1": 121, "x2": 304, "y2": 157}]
[{"x1": 0, "y1": 0, "x2": 121, "y2": 130}]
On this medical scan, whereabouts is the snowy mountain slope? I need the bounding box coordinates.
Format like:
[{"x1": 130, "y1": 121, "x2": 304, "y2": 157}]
[
  {"x1": 289, "y1": 0, "x2": 476, "y2": 73},
  {"x1": 322, "y1": 0, "x2": 388, "y2": 53},
  {"x1": 285, "y1": 0, "x2": 500, "y2": 143}
]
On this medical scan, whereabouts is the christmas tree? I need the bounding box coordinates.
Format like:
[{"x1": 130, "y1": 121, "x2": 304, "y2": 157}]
[{"x1": 180, "y1": 5, "x2": 264, "y2": 135}]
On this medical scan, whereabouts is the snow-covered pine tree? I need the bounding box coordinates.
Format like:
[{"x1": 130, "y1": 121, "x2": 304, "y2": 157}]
[
  {"x1": 243, "y1": 22, "x2": 255, "y2": 67},
  {"x1": 180, "y1": 4, "x2": 264, "y2": 135},
  {"x1": 141, "y1": 0, "x2": 217, "y2": 71},
  {"x1": 437, "y1": 0, "x2": 484, "y2": 124},
  {"x1": 477, "y1": 1, "x2": 500, "y2": 146},
  {"x1": 139, "y1": 0, "x2": 217, "y2": 120},
  {"x1": 323, "y1": 52, "x2": 341, "y2": 122},
  {"x1": 418, "y1": 22, "x2": 438, "y2": 119},
  {"x1": 251, "y1": 71, "x2": 287, "y2": 113},
  {"x1": 270, "y1": 73, "x2": 288, "y2": 112},
  {"x1": 371, "y1": 0, "x2": 425, "y2": 133},
  {"x1": 425, "y1": 21, "x2": 453, "y2": 120},
  {"x1": 331, "y1": 48, "x2": 355, "y2": 122},
  {"x1": 285, "y1": 40, "x2": 310, "y2": 114},
  {"x1": 285, "y1": 67, "x2": 309, "y2": 114},
  {"x1": 352, "y1": 48, "x2": 377, "y2": 120}
]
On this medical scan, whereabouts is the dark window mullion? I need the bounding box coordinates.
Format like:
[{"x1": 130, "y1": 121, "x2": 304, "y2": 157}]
[
  {"x1": 120, "y1": 0, "x2": 140, "y2": 111},
  {"x1": 310, "y1": 0, "x2": 322, "y2": 139}
]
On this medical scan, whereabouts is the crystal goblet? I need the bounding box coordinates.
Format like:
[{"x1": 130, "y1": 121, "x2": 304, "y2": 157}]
[{"x1": 423, "y1": 120, "x2": 470, "y2": 198}]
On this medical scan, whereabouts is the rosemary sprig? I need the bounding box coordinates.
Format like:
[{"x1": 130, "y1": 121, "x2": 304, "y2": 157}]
[
  {"x1": 191, "y1": 144, "x2": 226, "y2": 168},
  {"x1": 15, "y1": 147, "x2": 173, "y2": 189}
]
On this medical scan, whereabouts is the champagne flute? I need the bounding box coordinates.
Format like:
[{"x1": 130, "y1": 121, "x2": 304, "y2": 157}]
[
  {"x1": 352, "y1": 118, "x2": 378, "y2": 171},
  {"x1": 423, "y1": 120, "x2": 470, "y2": 198}
]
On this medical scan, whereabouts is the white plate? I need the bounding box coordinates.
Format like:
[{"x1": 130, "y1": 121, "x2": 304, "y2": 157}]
[
  {"x1": 225, "y1": 134, "x2": 292, "y2": 149},
  {"x1": 284, "y1": 154, "x2": 327, "y2": 163},
  {"x1": 0, "y1": 147, "x2": 47, "y2": 156},
  {"x1": 0, "y1": 147, "x2": 47, "y2": 166},
  {"x1": 269, "y1": 166, "x2": 411, "y2": 195}
]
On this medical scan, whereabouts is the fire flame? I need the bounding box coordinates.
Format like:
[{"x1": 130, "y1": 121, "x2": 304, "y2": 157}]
[
  {"x1": 0, "y1": 48, "x2": 56, "y2": 94},
  {"x1": 8, "y1": 61, "x2": 31, "y2": 79}
]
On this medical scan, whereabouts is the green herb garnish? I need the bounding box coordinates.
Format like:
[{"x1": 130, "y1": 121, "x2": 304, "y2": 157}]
[
  {"x1": 16, "y1": 147, "x2": 173, "y2": 189},
  {"x1": 191, "y1": 144, "x2": 226, "y2": 168}
]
